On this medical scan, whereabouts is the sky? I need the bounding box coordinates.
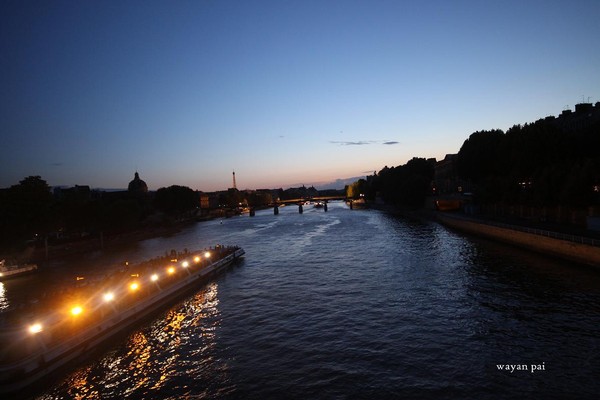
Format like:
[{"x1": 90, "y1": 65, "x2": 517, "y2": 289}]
[{"x1": 1, "y1": 0, "x2": 599, "y2": 191}]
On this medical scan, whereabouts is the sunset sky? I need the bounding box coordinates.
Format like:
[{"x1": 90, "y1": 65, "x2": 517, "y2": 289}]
[{"x1": 2, "y1": 0, "x2": 599, "y2": 191}]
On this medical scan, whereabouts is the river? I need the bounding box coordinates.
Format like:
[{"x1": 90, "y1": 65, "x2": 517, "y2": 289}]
[{"x1": 4, "y1": 201, "x2": 600, "y2": 399}]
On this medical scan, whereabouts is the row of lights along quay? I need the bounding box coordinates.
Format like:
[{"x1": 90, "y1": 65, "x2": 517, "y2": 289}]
[{"x1": 0, "y1": 246, "x2": 234, "y2": 364}]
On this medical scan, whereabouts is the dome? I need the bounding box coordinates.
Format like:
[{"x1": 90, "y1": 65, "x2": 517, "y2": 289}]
[{"x1": 128, "y1": 172, "x2": 148, "y2": 194}]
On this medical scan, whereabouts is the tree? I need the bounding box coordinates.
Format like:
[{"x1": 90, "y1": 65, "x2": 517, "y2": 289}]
[
  {"x1": 350, "y1": 158, "x2": 434, "y2": 207},
  {"x1": 105, "y1": 199, "x2": 142, "y2": 230},
  {"x1": 346, "y1": 179, "x2": 368, "y2": 199},
  {"x1": 0, "y1": 176, "x2": 54, "y2": 246},
  {"x1": 154, "y1": 185, "x2": 198, "y2": 216},
  {"x1": 247, "y1": 191, "x2": 272, "y2": 207},
  {"x1": 457, "y1": 129, "x2": 506, "y2": 183}
]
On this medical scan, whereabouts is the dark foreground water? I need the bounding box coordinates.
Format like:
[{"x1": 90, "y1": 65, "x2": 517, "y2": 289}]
[{"x1": 7, "y1": 201, "x2": 600, "y2": 399}]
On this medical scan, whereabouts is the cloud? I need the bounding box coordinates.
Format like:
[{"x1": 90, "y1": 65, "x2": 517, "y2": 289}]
[
  {"x1": 51, "y1": 162, "x2": 63, "y2": 167},
  {"x1": 330, "y1": 140, "x2": 372, "y2": 146},
  {"x1": 330, "y1": 140, "x2": 399, "y2": 146}
]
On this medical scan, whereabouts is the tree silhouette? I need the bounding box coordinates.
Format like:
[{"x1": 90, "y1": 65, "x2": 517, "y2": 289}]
[
  {"x1": 0, "y1": 176, "x2": 53, "y2": 246},
  {"x1": 366, "y1": 158, "x2": 435, "y2": 207},
  {"x1": 154, "y1": 185, "x2": 198, "y2": 217}
]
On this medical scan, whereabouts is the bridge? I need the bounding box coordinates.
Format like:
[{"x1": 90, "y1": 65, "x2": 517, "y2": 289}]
[
  {"x1": 246, "y1": 196, "x2": 350, "y2": 216},
  {"x1": 274, "y1": 195, "x2": 347, "y2": 205}
]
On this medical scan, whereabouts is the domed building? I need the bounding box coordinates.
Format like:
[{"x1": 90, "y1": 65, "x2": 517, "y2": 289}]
[{"x1": 128, "y1": 171, "x2": 148, "y2": 195}]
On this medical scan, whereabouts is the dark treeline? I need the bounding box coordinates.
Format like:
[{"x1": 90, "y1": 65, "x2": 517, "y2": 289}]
[
  {"x1": 346, "y1": 158, "x2": 435, "y2": 207},
  {"x1": 457, "y1": 119, "x2": 600, "y2": 207},
  {"x1": 0, "y1": 178, "x2": 216, "y2": 253},
  {"x1": 0, "y1": 176, "x2": 154, "y2": 251},
  {"x1": 0, "y1": 176, "x2": 344, "y2": 253},
  {"x1": 0, "y1": 176, "x2": 55, "y2": 249},
  {"x1": 348, "y1": 103, "x2": 600, "y2": 211},
  {"x1": 154, "y1": 185, "x2": 198, "y2": 217}
]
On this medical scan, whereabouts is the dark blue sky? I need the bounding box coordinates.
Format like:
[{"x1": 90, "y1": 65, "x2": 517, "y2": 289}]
[{"x1": 2, "y1": 0, "x2": 599, "y2": 190}]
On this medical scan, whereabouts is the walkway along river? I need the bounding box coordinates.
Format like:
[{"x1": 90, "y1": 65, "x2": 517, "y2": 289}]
[{"x1": 2, "y1": 201, "x2": 598, "y2": 399}]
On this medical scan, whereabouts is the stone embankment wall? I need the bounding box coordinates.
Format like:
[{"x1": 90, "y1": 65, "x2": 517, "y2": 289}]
[{"x1": 437, "y1": 213, "x2": 600, "y2": 269}]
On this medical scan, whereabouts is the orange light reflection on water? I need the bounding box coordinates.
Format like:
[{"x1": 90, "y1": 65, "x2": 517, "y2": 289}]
[
  {"x1": 66, "y1": 366, "x2": 101, "y2": 400},
  {"x1": 0, "y1": 282, "x2": 8, "y2": 312},
  {"x1": 61, "y1": 282, "x2": 223, "y2": 397}
]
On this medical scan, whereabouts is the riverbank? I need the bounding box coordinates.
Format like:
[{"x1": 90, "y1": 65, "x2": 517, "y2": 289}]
[
  {"x1": 436, "y1": 212, "x2": 600, "y2": 269},
  {"x1": 28, "y1": 223, "x2": 191, "y2": 264},
  {"x1": 368, "y1": 201, "x2": 600, "y2": 269},
  {"x1": 24, "y1": 209, "x2": 249, "y2": 264}
]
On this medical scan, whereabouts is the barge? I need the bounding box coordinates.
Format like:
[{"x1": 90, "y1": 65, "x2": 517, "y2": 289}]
[{"x1": 0, "y1": 245, "x2": 244, "y2": 396}]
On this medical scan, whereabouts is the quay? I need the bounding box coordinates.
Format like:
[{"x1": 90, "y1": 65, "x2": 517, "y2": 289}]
[
  {"x1": 0, "y1": 261, "x2": 37, "y2": 280},
  {"x1": 436, "y1": 212, "x2": 600, "y2": 268},
  {"x1": 0, "y1": 245, "x2": 245, "y2": 396}
]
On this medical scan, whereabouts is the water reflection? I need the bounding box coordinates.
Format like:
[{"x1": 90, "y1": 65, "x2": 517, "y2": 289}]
[
  {"x1": 0, "y1": 282, "x2": 8, "y2": 312},
  {"x1": 39, "y1": 282, "x2": 225, "y2": 399},
  {"x1": 64, "y1": 366, "x2": 101, "y2": 400}
]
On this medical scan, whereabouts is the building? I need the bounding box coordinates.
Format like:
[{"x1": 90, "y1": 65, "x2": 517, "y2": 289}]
[
  {"x1": 553, "y1": 102, "x2": 600, "y2": 132},
  {"x1": 128, "y1": 172, "x2": 148, "y2": 195}
]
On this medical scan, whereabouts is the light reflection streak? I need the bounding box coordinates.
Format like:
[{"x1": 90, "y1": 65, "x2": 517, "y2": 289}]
[
  {"x1": 62, "y1": 366, "x2": 101, "y2": 400},
  {"x1": 53, "y1": 282, "x2": 224, "y2": 398},
  {"x1": 124, "y1": 332, "x2": 151, "y2": 395},
  {"x1": 0, "y1": 282, "x2": 8, "y2": 312}
]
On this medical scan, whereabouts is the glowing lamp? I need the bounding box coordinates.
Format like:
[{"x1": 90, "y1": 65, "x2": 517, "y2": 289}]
[
  {"x1": 204, "y1": 252, "x2": 211, "y2": 259},
  {"x1": 194, "y1": 256, "x2": 200, "y2": 263},
  {"x1": 29, "y1": 323, "x2": 43, "y2": 334},
  {"x1": 182, "y1": 261, "x2": 189, "y2": 268},
  {"x1": 151, "y1": 274, "x2": 159, "y2": 282},
  {"x1": 167, "y1": 266, "x2": 176, "y2": 275},
  {"x1": 129, "y1": 282, "x2": 139, "y2": 291},
  {"x1": 71, "y1": 306, "x2": 83, "y2": 316},
  {"x1": 103, "y1": 292, "x2": 115, "y2": 302}
]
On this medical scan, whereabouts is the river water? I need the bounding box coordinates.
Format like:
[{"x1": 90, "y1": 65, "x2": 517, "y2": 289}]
[{"x1": 8, "y1": 201, "x2": 600, "y2": 399}]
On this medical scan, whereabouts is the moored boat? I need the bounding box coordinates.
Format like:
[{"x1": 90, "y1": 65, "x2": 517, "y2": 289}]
[
  {"x1": 0, "y1": 260, "x2": 37, "y2": 280},
  {"x1": 348, "y1": 197, "x2": 367, "y2": 209},
  {"x1": 0, "y1": 245, "x2": 244, "y2": 396},
  {"x1": 435, "y1": 199, "x2": 462, "y2": 211}
]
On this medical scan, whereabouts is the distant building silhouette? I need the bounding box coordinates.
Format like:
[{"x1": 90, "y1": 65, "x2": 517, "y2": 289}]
[
  {"x1": 554, "y1": 102, "x2": 600, "y2": 132},
  {"x1": 53, "y1": 185, "x2": 91, "y2": 201},
  {"x1": 198, "y1": 191, "x2": 210, "y2": 209},
  {"x1": 128, "y1": 171, "x2": 148, "y2": 195}
]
